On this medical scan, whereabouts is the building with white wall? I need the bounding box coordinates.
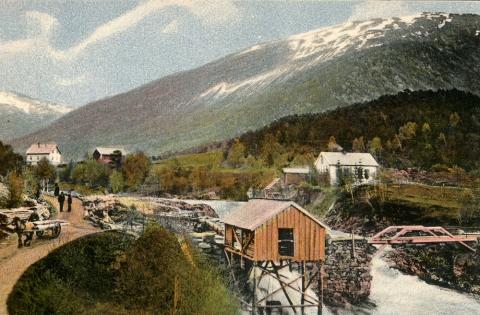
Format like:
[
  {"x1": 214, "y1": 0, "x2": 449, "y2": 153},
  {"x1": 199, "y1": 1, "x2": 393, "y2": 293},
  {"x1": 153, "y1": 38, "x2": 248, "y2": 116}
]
[
  {"x1": 26, "y1": 143, "x2": 62, "y2": 166},
  {"x1": 314, "y1": 151, "x2": 379, "y2": 186}
]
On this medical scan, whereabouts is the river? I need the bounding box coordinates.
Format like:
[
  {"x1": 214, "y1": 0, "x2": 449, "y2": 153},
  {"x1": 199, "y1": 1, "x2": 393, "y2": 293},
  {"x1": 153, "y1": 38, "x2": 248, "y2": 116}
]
[{"x1": 185, "y1": 200, "x2": 480, "y2": 314}]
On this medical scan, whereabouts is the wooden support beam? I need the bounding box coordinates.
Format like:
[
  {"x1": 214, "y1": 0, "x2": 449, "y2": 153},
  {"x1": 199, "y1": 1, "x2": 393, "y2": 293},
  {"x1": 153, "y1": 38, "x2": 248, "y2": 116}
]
[
  {"x1": 255, "y1": 275, "x2": 302, "y2": 304},
  {"x1": 270, "y1": 261, "x2": 298, "y2": 315},
  {"x1": 301, "y1": 261, "x2": 306, "y2": 315},
  {"x1": 224, "y1": 246, "x2": 254, "y2": 261},
  {"x1": 252, "y1": 261, "x2": 257, "y2": 315},
  {"x1": 318, "y1": 262, "x2": 323, "y2": 315},
  {"x1": 260, "y1": 262, "x2": 320, "y2": 305}
]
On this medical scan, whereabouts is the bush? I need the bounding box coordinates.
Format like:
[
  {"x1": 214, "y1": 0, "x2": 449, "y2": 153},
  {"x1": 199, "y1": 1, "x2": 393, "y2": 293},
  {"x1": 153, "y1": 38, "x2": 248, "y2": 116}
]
[
  {"x1": 116, "y1": 224, "x2": 238, "y2": 314},
  {"x1": 8, "y1": 232, "x2": 134, "y2": 315},
  {"x1": 122, "y1": 152, "x2": 151, "y2": 189},
  {"x1": 8, "y1": 228, "x2": 238, "y2": 315},
  {"x1": 0, "y1": 141, "x2": 23, "y2": 177},
  {"x1": 6, "y1": 171, "x2": 24, "y2": 208},
  {"x1": 109, "y1": 170, "x2": 124, "y2": 193}
]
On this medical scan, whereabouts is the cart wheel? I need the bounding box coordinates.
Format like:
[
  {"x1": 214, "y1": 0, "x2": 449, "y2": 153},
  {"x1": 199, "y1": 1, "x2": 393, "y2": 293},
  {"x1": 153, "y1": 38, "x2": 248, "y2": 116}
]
[
  {"x1": 51, "y1": 223, "x2": 61, "y2": 239},
  {"x1": 36, "y1": 231, "x2": 45, "y2": 238}
]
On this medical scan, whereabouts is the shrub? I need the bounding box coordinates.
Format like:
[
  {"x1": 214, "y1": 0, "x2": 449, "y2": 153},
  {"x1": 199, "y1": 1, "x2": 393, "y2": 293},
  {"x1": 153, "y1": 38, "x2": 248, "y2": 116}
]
[
  {"x1": 122, "y1": 152, "x2": 151, "y2": 189},
  {"x1": 109, "y1": 170, "x2": 124, "y2": 193},
  {"x1": 6, "y1": 171, "x2": 24, "y2": 208}
]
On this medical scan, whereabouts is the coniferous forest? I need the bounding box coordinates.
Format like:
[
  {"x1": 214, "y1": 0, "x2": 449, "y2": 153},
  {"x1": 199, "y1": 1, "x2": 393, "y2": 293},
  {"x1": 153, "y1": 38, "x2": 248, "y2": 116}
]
[{"x1": 233, "y1": 89, "x2": 480, "y2": 173}]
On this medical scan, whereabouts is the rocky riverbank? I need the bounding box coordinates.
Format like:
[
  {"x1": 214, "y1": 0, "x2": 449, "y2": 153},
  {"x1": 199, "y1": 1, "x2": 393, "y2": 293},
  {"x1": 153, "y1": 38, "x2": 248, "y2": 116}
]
[
  {"x1": 81, "y1": 195, "x2": 218, "y2": 230},
  {"x1": 324, "y1": 236, "x2": 376, "y2": 307},
  {"x1": 384, "y1": 243, "x2": 480, "y2": 296}
]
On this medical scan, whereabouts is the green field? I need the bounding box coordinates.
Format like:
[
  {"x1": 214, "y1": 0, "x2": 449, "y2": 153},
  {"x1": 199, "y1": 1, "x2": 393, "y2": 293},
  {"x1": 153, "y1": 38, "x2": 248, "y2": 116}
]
[{"x1": 154, "y1": 150, "x2": 224, "y2": 168}]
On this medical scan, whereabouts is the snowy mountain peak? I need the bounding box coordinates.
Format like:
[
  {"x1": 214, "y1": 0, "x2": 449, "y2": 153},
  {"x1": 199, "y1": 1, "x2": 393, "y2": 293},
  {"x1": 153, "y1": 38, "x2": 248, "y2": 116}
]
[
  {"x1": 0, "y1": 91, "x2": 72, "y2": 115},
  {"x1": 198, "y1": 13, "x2": 463, "y2": 103}
]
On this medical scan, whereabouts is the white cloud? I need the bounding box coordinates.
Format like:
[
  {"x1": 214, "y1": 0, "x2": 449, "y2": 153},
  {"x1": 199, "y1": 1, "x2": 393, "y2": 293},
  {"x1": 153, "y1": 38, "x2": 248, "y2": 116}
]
[
  {"x1": 0, "y1": 0, "x2": 239, "y2": 61},
  {"x1": 0, "y1": 11, "x2": 58, "y2": 56},
  {"x1": 55, "y1": 74, "x2": 87, "y2": 87},
  {"x1": 0, "y1": 39, "x2": 34, "y2": 55},
  {"x1": 51, "y1": 0, "x2": 239, "y2": 60},
  {"x1": 161, "y1": 19, "x2": 179, "y2": 34},
  {"x1": 25, "y1": 11, "x2": 59, "y2": 36},
  {"x1": 348, "y1": 1, "x2": 416, "y2": 22}
]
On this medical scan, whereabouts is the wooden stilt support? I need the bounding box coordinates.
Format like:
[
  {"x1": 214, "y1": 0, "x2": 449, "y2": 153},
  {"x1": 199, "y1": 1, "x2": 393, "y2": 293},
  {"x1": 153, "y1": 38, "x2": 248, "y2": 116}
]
[
  {"x1": 318, "y1": 262, "x2": 323, "y2": 315},
  {"x1": 271, "y1": 261, "x2": 298, "y2": 315},
  {"x1": 301, "y1": 261, "x2": 306, "y2": 315},
  {"x1": 252, "y1": 261, "x2": 257, "y2": 315}
]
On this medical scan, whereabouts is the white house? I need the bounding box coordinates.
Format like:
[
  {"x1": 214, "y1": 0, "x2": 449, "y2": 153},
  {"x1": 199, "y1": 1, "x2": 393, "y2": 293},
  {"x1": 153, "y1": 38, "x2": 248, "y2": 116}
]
[
  {"x1": 26, "y1": 143, "x2": 62, "y2": 166},
  {"x1": 314, "y1": 151, "x2": 379, "y2": 186}
]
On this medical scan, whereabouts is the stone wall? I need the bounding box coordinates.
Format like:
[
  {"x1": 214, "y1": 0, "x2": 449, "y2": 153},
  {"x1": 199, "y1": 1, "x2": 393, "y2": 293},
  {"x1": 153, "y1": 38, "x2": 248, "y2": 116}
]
[{"x1": 324, "y1": 236, "x2": 375, "y2": 306}]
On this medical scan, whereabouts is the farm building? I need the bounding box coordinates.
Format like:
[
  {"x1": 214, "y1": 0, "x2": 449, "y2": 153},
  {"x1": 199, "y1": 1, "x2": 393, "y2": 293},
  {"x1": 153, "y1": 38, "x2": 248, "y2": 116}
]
[
  {"x1": 314, "y1": 151, "x2": 379, "y2": 186},
  {"x1": 92, "y1": 147, "x2": 126, "y2": 165},
  {"x1": 282, "y1": 167, "x2": 311, "y2": 185},
  {"x1": 223, "y1": 199, "x2": 327, "y2": 262},
  {"x1": 26, "y1": 143, "x2": 62, "y2": 166}
]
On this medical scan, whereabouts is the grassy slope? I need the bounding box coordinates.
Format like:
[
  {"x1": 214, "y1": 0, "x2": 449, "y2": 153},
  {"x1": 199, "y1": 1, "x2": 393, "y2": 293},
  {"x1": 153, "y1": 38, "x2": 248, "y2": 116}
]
[
  {"x1": 8, "y1": 229, "x2": 238, "y2": 315},
  {"x1": 325, "y1": 182, "x2": 478, "y2": 235}
]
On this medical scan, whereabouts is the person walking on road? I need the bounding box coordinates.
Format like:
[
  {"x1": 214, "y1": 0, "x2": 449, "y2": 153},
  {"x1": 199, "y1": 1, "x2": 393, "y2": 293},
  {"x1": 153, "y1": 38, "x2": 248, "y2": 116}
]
[
  {"x1": 58, "y1": 192, "x2": 65, "y2": 212},
  {"x1": 67, "y1": 192, "x2": 73, "y2": 212},
  {"x1": 54, "y1": 183, "x2": 60, "y2": 197},
  {"x1": 13, "y1": 217, "x2": 25, "y2": 248}
]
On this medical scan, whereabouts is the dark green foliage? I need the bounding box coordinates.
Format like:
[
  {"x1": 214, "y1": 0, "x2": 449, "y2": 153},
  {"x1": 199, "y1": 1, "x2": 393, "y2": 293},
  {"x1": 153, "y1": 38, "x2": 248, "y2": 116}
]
[
  {"x1": 8, "y1": 232, "x2": 133, "y2": 315},
  {"x1": 235, "y1": 89, "x2": 480, "y2": 171},
  {"x1": 71, "y1": 160, "x2": 111, "y2": 188},
  {"x1": 8, "y1": 228, "x2": 238, "y2": 315},
  {"x1": 5, "y1": 171, "x2": 24, "y2": 208},
  {"x1": 0, "y1": 141, "x2": 23, "y2": 177},
  {"x1": 122, "y1": 152, "x2": 151, "y2": 189},
  {"x1": 147, "y1": 163, "x2": 274, "y2": 200},
  {"x1": 34, "y1": 159, "x2": 56, "y2": 182}
]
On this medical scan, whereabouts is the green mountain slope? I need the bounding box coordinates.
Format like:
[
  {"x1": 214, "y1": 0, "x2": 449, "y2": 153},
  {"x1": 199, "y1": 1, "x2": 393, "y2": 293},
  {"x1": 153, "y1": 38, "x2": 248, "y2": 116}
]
[
  {"x1": 10, "y1": 13, "x2": 480, "y2": 160},
  {"x1": 232, "y1": 89, "x2": 480, "y2": 171}
]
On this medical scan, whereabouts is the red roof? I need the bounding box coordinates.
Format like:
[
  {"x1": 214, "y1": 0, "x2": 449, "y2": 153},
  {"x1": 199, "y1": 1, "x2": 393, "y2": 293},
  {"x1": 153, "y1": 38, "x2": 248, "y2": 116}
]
[{"x1": 26, "y1": 143, "x2": 60, "y2": 155}]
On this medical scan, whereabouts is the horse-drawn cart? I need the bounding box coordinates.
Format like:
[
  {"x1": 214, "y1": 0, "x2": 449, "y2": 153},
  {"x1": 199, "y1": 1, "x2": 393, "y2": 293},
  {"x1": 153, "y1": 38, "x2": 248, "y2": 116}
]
[
  {"x1": 30, "y1": 219, "x2": 69, "y2": 239},
  {"x1": 1, "y1": 207, "x2": 69, "y2": 244}
]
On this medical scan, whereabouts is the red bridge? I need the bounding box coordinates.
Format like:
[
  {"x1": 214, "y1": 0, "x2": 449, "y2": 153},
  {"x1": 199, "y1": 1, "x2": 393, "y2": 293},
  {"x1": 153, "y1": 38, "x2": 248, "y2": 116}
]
[{"x1": 369, "y1": 225, "x2": 478, "y2": 252}]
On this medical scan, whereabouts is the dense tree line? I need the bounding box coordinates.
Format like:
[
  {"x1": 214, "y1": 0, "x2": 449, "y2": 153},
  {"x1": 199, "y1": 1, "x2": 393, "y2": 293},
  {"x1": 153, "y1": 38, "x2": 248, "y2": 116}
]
[
  {"x1": 231, "y1": 89, "x2": 480, "y2": 172},
  {"x1": 61, "y1": 152, "x2": 151, "y2": 193},
  {"x1": 0, "y1": 141, "x2": 23, "y2": 177}
]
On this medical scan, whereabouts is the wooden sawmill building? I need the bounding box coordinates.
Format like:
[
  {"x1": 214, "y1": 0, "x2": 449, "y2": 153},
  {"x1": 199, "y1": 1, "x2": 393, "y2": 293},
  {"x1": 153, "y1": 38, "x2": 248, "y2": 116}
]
[{"x1": 222, "y1": 199, "x2": 327, "y2": 262}]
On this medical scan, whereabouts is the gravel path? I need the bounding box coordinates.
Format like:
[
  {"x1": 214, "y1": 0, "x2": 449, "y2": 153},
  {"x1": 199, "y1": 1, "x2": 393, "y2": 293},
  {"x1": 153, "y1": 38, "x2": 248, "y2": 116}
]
[{"x1": 0, "y1": 195, "x2": 98, "y2": 315}]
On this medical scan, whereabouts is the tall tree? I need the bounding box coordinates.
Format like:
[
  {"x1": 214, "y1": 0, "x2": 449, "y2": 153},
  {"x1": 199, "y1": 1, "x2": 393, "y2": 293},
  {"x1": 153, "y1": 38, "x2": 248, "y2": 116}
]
[
  {"x1": 6, "y1": 171, "x2": 24, "y2": 208},
  {"x1": 0, "y1": 141, "x2": 23, "y2": 177},
  {"x1": 123, "y1": 152, "x2": 151, "y2": 189},
  {"x1": 35, "y1": 158, "x2": 56, "y2": 191},
  {"x1": 226, "y1": 139, "x2": 246, "y2": 168},
  {"x1": 352, "y1": 136, "x2": 366, "y2": 152},
  {"x1": 368, "y1": 136, "x2": 383, "y2": 158}
]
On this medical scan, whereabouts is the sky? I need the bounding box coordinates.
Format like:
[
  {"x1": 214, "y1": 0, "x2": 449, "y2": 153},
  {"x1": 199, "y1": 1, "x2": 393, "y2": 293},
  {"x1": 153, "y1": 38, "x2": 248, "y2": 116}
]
[{"x1": 1, "y1": 0, "x2": 480, "y2": 107}]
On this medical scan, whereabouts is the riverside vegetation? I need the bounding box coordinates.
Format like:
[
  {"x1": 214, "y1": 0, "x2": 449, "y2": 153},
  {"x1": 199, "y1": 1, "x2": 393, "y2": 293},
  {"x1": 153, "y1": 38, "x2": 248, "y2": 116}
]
[{"x1": 7, "y1": 226, "x2": 238, "y2": 315}]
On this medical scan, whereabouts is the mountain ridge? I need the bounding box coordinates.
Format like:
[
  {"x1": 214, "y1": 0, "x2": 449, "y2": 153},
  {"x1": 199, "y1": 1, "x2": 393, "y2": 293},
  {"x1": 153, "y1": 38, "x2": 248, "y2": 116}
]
[
  {"x1": 9, "y1": 12, "x2": 480, "y2": 159},
  {"x1": 0, "y1": 91, "x2": 72, "y2": 141}
]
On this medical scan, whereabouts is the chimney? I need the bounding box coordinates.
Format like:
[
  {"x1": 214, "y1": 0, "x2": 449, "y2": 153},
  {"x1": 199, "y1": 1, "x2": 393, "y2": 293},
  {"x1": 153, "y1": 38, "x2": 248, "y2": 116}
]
[{"x1": 37, "y1": 142, "x2": 40, "y2": 148}]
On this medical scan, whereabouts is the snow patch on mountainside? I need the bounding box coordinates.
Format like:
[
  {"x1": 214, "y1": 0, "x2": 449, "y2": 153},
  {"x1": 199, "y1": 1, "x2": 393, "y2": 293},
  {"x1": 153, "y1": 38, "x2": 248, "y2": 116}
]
[
  {"x1": 0, "y1": 91, "x2": 72, "y2": 115},
  {"x1": 198, "y1": 67, "x2": 289, "y2": 100},
  {"x1": 197, "y1": 15, "x2": 426, "y2": 104},
  {"x1": 286, "y1": 16, "x2": 418, "y2": 61}
]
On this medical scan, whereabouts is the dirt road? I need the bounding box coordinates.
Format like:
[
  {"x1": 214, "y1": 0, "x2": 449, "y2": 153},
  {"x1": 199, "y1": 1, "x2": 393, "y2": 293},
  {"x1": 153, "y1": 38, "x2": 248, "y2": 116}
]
[{"x1": 0, "y1": 195, "x2": 98, "y2": 315}]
